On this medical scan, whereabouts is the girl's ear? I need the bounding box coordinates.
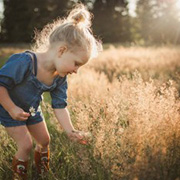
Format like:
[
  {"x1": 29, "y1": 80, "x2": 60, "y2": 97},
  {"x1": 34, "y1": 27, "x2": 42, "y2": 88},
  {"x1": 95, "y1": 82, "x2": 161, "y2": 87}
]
[{"x1": 58, "y1": 46, "x2": 68, "y2": 57}]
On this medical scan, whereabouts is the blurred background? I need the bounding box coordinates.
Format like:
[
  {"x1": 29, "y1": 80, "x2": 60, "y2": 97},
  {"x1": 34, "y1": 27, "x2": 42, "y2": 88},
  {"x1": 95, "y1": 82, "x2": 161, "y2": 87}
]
[{"x1": 0, "y1": 0, "x2": 180, "y2": 45}]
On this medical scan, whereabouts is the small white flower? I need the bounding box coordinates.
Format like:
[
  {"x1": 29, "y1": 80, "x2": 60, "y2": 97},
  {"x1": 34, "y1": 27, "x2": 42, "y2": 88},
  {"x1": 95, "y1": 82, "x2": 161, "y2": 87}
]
[
  {"x1": 37, "y1": 106, "x2": 41, "y2": 112},
  {"x1": 29, "y1": 106, "x2": 36, "y2": 116}
]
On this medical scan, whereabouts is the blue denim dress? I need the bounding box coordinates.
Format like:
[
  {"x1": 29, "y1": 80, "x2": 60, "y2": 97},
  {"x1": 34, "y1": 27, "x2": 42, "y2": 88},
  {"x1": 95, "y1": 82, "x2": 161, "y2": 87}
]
[{"x1": 0, "y1": 51, "x2": 67, "y2": 127}]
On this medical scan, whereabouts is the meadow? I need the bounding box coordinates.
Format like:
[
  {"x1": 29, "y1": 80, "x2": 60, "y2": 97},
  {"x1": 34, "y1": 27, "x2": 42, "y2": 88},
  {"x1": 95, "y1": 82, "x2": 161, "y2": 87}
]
[{"x1": 0, "y1": 45, "x2": 180, "y2": 180}]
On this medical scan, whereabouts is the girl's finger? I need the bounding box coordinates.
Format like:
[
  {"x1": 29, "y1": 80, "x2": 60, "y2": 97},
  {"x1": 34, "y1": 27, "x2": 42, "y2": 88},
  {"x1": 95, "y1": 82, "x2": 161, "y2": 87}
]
[
  {"x1": 22, "y1": 112, "x2": 30, "y2": 117},
  {"x1": 68, "y1": 131, "x2": 92, "y2": 145},
  {"x1": 68, "y1": 133, "x2": 83, "y2": 142},
  {"x1": 74, "y1": 133, "x2": 83, "y2": 139},
  {"x1": 19, "y1": 116, "x2": 29, "y2": 121},
  {"x1": 72, "y1": 131, "x2": 84, "y2": 139}
]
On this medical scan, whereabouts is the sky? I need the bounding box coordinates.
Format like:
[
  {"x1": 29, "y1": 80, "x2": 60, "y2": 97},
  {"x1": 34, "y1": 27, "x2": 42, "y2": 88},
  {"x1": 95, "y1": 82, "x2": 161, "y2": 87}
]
[
  {"x1": 0, "y1": 0, "x2": 3, "y2": 19},
  {"x1": 128, "y1": 0, "x2": 137, "y2": 17}
]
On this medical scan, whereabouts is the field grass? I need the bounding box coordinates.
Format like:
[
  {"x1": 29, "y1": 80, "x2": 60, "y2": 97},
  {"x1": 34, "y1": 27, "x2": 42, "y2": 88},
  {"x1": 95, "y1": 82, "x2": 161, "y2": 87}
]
[{"x1": 0, "y1": 44, "x2": 180, "y2": 180}]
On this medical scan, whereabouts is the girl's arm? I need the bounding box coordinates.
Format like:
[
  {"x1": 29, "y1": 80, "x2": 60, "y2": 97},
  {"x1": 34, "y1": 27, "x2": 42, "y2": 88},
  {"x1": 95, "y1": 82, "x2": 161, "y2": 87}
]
[
  {"x1": 53, "y1": 107, "x2": 75, "y2": 133},
  {"x1": 54, "y1": 107, "x2": 92, "y2": 144},
  {"x1": 0, "y1": 86, "x2": 16, "y2": 112},
  {"x1": 0, "y1": 86, "x2": 30, "y2": 121}
]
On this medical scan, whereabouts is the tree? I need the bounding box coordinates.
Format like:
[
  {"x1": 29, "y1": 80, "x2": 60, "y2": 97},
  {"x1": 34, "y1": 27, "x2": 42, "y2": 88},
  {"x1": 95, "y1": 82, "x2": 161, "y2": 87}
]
[
  {"x1": 136, "y1": 0, "x2": 180, "y2": 44},
  {"x1": 92, "y1": 0, "x2": 131, "y2": 43},
  {"x1": 1, "y1": 0, "x2": 31, "y2": 42},
  {"x1": 1, "y1": 0, "x2": 68, "y2": 42}
]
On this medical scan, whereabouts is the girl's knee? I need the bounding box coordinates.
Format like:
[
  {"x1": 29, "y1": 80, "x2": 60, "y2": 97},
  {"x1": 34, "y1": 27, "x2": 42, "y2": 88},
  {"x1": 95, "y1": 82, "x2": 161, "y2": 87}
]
[
  {"x1": 25, "y1": 142, "x2": 33, "y2": 152},
  {"x1": 41, "y1": 134, "x2": 50, "y2": 147},
  {"x1": 18, "y1": 139, "x2": 33, "y2": 153}
]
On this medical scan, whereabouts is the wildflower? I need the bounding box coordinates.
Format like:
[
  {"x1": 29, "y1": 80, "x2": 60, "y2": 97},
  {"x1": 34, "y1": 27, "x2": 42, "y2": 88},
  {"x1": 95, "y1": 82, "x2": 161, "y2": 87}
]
[
  {"x1": 29, "y1": 106, "x2": 36, "y2": 116},
  {"x1": 70, "y1": 130, "x2": 92, "y2": 145}
]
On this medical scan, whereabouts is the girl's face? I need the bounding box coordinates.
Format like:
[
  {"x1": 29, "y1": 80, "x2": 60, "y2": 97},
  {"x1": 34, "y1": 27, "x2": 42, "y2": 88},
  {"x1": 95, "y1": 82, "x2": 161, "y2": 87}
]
[{"x1": 55, "y1": 47, "x2": 89, "y2": 77}]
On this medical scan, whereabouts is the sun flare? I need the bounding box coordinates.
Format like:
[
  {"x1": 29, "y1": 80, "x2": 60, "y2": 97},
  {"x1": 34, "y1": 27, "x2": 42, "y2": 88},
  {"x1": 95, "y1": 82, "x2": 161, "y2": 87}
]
[{"x1": 176, "y1": 0, "x2": 180, "y2": 9}]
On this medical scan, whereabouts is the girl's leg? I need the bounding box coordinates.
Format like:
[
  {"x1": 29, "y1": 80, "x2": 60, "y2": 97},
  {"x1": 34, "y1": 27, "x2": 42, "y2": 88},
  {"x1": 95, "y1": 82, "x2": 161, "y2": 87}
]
[
  {"x1": 6, "y1": 125, "x2": 33, "y2": 161},
  {"x1": 27, "y1": 121, "x2": 50, "y2": 175},
  {"x1": 6, "y1": 126, "x2": 33, "y2": 180},
  {"x1": 27, "y1": 121, "x2": 50, "y2": 153}
]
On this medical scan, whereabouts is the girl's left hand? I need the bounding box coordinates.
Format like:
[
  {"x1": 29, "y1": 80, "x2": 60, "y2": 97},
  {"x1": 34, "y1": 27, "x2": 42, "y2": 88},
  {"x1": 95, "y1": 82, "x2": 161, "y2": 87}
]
[{"x1": 67, "y1": 130, "x2": 92, "y2": 145}]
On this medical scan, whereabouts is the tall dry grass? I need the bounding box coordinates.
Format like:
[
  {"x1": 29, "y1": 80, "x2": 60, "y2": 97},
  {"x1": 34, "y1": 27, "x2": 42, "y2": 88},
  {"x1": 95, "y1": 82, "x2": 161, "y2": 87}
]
[
  {"x1": 0, "y1": 45, "x2": 180, "y2": 179},
  {"x1": 88, "y1": 46, "x2": 180, "y2": 89},
  {"x1": 68, "y1": 68, "x2": 180, "y2": 179}
]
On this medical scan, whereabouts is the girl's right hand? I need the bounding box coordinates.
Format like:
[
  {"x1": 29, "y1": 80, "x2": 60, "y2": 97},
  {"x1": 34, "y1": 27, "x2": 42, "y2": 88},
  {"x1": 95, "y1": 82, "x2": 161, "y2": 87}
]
[
  {"x1": 8, "y1": 106, "x2": 30, "y2": 121},
  {"x1": 67, "y1": 130, "x2": 92, "y2": 145}
]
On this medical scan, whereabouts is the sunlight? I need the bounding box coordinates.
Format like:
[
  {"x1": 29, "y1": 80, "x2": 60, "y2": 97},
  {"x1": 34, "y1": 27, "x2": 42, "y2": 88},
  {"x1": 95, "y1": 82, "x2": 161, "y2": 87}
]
[{"x1": 176, "y1": 0, "x2": 180, "y2": 9}]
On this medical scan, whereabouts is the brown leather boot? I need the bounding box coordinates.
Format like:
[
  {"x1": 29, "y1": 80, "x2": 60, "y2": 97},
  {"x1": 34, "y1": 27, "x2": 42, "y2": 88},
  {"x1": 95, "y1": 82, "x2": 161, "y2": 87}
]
[
  {"x1": 12, "y1": 157, "x2": 28, "y2": 180},
  {"x1": 34, "y1": 148, "x2": 50, "y2": 176}
]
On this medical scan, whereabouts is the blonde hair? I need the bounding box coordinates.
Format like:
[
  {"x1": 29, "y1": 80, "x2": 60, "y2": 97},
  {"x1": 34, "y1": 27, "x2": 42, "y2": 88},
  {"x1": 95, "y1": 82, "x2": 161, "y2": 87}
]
[{"x1": 32, "y1": 4, "x2": 102, "y2": 59}]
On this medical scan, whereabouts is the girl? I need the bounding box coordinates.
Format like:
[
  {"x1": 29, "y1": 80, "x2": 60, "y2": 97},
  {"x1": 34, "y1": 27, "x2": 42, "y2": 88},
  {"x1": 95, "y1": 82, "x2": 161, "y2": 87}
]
[{"x1": 0, "y1": 4, "x2": 101, "y2": 180}]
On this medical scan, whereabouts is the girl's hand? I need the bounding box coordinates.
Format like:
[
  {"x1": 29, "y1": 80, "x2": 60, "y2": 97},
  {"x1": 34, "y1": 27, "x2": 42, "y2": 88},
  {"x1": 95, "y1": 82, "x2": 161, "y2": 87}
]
[
  {"x1": 67, "y1": 130, "x2": 92, "y2": 145},
  {"x1": 8, "y1": 106, "x2": 30, "y2": 121}
]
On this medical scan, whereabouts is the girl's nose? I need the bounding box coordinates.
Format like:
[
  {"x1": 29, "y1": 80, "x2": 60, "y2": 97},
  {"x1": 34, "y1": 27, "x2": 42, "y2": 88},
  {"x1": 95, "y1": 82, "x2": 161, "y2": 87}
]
[
  {"x1": 73, "y1": 69, "x2": 78, "y2": 73},
  {"x1": 73, "y1": 67, "x2": 79, "y2": 73}
]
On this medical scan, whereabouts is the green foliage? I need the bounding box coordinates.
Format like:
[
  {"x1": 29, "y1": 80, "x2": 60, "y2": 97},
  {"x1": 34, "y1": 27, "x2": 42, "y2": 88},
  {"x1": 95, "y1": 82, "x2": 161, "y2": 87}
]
[
  {"x1": 1, "y1": 0, "x2": 69, "y2": 42},
  {"x1": 0, "y1": 56, "x2": 7, "y2": 68},
  {"x1": 92, "y1": 0, "x2": 131, "y2": 43},
  {"x1": 0, "y1": 0, "x2": 132, "y2": 43},
  {"x1": 1, "y1": 0, "x2": 180, "y2": 44}
]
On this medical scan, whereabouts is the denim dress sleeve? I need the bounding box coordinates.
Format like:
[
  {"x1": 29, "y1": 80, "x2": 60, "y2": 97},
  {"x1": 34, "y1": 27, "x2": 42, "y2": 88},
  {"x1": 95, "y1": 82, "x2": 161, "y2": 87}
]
[
  {"x1": 0, "y1": 53, "x2": 31, "y2": 90},
  {"x1": 50, "y1": 77, "x2": 68, "y2": 109}
]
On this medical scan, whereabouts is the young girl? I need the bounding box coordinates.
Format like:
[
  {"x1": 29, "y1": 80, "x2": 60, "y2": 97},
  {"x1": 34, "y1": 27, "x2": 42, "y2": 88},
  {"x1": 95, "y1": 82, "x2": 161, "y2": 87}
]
[{"x1": 0, "y1": 4, "x2": 101, "y2": 180}]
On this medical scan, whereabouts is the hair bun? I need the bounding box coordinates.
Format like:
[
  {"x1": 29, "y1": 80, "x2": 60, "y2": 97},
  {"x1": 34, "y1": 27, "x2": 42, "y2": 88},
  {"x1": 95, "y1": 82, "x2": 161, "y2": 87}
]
[
  {"x1": 67, "y1": 4, "x2": 91, "y2": 28},
  {"x1": 72, "y1": 12, "x2": 85, "y2": 25}
]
